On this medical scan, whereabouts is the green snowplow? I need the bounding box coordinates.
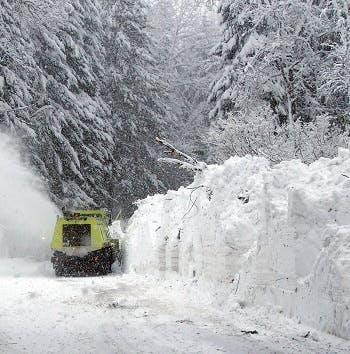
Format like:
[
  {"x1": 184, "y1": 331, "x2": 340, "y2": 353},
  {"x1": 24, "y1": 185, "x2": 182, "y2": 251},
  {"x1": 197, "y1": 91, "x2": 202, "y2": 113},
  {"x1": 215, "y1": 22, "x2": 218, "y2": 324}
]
[{"x1": 50, "y1": 209, "x2": 119, "y2": 276}]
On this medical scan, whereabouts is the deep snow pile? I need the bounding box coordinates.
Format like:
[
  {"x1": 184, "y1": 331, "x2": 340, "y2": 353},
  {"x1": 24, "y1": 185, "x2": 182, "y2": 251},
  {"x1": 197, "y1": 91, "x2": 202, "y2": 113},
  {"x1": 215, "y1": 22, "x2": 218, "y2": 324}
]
[
  {"x1": 0, "y1": 133, "x2": 57, "y2": 259},
  {"x1": 124, "y1": 149, "x2": 350, "y2": 340}
]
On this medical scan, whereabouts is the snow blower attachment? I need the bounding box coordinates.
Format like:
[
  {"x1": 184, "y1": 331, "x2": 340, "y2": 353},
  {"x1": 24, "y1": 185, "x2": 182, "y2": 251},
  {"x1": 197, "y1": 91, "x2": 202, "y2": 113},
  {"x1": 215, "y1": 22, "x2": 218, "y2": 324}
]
[{"x1": 50, "y1": 209, "x2": 119, "y2": 276}]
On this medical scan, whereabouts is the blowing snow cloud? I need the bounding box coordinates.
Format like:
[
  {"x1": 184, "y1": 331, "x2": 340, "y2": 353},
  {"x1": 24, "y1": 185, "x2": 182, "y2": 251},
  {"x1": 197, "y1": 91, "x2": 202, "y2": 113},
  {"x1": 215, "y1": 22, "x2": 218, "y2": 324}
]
[{"x1": 0, "y1": 133, "x2": 58, "y2": 259}]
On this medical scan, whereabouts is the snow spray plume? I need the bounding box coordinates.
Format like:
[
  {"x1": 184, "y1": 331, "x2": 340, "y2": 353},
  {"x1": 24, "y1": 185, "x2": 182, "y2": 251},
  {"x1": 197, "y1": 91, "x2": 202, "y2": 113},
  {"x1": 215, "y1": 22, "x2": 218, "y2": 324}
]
[{"x1": 0, "y1": 133, "x2": 58, "y2": 260}]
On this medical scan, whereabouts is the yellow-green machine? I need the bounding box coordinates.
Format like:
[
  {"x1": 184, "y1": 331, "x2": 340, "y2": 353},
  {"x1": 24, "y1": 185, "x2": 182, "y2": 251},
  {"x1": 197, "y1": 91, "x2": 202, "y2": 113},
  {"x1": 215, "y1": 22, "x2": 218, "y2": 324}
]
[{"x1": 50, "y1": 209, "x2": 119, "y2": 276}]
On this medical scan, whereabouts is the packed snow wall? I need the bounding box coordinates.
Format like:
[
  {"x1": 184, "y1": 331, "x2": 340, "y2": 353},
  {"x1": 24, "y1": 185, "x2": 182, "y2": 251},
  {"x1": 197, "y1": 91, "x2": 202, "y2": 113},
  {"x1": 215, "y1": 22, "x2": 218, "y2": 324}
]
[
  {"x1": 0, "y1": 133, "x2": 58, "y2": 259},
  {"x1": 125, "y1": 150, "x2": 350, "y2": 339}
]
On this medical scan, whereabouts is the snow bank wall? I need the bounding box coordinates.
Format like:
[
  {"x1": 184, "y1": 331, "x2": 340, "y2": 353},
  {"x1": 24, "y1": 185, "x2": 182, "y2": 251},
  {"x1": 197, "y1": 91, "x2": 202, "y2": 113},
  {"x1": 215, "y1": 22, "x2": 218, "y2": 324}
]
[{"x1": 125, "y1": 150, "x2": 350, "y2": 339}]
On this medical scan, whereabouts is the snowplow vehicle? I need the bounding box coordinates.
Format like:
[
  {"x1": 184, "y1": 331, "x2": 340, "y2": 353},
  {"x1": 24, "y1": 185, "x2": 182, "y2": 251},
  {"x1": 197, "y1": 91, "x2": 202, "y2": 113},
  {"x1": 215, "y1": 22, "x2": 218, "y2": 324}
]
[{"x1": 50, "y1": 209, "x2": 119, "y2": 276}]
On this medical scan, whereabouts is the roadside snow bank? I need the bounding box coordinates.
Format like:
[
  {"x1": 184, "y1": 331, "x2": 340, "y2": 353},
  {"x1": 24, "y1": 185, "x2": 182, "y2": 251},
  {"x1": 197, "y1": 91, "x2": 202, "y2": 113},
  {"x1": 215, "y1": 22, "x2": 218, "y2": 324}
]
[
  {"x1": 125, "y1": 149, "x2": 350, "y2": 339},
  {"x1": 0, "y1": 133, "x2": 57, "y2": 259}
]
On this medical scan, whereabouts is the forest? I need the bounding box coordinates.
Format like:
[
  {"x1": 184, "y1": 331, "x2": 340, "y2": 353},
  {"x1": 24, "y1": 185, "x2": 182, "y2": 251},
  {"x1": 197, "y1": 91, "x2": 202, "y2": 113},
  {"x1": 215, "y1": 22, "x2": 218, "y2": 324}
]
[{"x1": 0, "y1": 0, "x2": 349, "y2": 215}]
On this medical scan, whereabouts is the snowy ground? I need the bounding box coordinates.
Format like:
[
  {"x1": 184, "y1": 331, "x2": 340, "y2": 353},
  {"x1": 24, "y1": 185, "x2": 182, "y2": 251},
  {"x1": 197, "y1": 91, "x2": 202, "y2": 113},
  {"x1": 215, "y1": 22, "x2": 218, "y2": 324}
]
[{"x1": 0, "y1": 258, "x2": 349, "y2": 354}]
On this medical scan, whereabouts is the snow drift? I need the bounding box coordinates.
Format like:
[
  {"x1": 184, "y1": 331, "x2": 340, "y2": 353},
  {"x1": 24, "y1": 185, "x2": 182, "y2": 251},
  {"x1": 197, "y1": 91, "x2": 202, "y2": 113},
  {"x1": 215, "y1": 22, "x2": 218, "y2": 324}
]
[
  {"x1": 124, "y1": 149, "x2": 350, "y2": 339},
  {"x1": 0, "y1": 133, "x2": 58, "y2": 259}
]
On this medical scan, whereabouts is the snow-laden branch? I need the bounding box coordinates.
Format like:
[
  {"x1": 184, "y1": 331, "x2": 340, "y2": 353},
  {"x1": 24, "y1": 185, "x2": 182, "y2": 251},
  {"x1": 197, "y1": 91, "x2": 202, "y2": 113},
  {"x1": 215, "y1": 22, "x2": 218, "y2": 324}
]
[
  {"x1": 158, "y1": 157, "x2": 203, "y2": 171},
  {"x1": 0, "y1": 105, "x2": 30, "y2": 114},
  {"x1": 156, "y1": 137, "x2": 206, "y2": 172},
  {"x1": 0, "y1": 104, "x2": 54, "y2": 116},
  {"x1": 156, "y1": 137, "x2": 198, "y2": 164}
]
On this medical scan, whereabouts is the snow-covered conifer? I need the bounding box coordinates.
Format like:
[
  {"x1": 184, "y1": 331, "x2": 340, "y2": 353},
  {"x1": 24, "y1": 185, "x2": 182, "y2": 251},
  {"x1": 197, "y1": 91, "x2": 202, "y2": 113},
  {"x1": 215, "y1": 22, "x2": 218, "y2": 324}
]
[
  {"x1": 209, "y1": 0, "x2": 349, "y2": 163},
  {"x1": 149, "y1": 0, "x2": 220, "y2": 158}
]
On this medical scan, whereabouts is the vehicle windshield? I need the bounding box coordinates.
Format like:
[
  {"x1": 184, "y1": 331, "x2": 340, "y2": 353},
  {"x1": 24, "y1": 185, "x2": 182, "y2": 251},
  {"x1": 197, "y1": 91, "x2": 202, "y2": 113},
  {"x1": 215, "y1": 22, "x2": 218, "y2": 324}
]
[{"x1": 62, "y1": 224, "x2": 91, "y2": 247}]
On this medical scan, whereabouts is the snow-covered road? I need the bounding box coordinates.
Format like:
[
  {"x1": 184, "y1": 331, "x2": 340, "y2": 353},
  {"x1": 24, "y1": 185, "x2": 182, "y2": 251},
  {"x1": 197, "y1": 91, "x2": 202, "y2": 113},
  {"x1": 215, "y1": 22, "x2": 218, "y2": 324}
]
[{"x1": 0, "y1": 258, "x2": 349, "y2": 354}]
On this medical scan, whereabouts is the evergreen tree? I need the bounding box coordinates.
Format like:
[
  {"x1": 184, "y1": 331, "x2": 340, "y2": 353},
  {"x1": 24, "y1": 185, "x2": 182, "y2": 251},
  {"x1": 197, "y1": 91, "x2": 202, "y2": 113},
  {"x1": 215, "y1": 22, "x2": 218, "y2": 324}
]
[
  {"x1": 208, "y1": 0, "x2": 349, "y2": 163},
  {"x1": 1, "y1": 0, "x2": 187, "y2": 215},
  {"x1": 101, "y1": 0, "x2": 174, "y2": 215},
  {"x1": 149, "y1": 0, "x2": 220, "y2": 158},
  {"x1": 318, "y1": 0, "x2": 350, "y2": 124},
  {"x1": 0, "y1": 0, "x2": 114, "y2": 207}
]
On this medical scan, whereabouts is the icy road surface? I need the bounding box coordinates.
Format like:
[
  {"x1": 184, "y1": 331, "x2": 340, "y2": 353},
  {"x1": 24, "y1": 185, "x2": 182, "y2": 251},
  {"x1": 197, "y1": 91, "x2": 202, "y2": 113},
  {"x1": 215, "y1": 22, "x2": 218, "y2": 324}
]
[{"x1": 0, "y1": 259, "x2": 349, "y2": 354}]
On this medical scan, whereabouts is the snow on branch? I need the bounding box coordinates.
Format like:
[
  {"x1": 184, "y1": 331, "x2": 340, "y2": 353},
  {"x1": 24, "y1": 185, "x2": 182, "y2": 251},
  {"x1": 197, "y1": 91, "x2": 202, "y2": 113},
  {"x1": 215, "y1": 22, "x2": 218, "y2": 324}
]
[
  {"x1": 155, "y1": 137, "x2": 206, "y2": 172},
  {"x1": 156, "y1": 137, "x2": 198, "y2": 164},
  {"x1": 0, "y1": 104, "x2": 54, "y2": 116}
]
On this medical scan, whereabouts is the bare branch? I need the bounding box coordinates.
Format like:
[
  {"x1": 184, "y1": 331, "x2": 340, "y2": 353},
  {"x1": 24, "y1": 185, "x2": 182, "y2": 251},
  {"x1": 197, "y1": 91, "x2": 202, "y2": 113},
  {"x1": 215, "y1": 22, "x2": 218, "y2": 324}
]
[
  {"x1": 156, "y1": 137, "x2": 206, "y2": 172},
  {"x1": 158, "y1": 157, "x2": 203, "y2": 172}
]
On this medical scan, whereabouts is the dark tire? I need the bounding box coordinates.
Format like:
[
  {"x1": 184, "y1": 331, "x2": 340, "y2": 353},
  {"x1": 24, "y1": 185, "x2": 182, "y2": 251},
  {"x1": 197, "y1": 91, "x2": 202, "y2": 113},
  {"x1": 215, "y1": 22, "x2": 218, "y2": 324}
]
[
  {"x1": 100, "y1": 261, "x2": 111, "y2": 275},
  {"x1": 55, "y1": 267, "x2": 63, "y2": 276}
]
